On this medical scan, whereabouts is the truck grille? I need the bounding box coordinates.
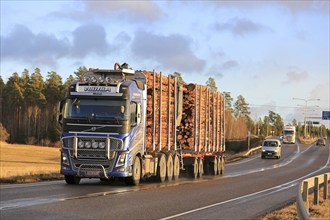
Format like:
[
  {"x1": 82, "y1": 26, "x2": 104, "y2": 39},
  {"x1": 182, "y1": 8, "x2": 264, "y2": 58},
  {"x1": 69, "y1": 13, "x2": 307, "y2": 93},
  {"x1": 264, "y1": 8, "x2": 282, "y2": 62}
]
[{"x1": 62, "y1": 135, "x2": 123, "y2": 172}]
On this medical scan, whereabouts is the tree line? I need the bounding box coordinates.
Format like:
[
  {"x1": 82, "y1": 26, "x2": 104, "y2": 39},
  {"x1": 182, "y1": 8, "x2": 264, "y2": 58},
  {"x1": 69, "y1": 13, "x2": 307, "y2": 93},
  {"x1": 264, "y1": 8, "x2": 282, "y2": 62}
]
[
  {"x1": 0, "y1": 67, "x2": 87, "y2": 145},
  {"x1": 1, "y1": 69, "x2": 318, "y2": 146}
]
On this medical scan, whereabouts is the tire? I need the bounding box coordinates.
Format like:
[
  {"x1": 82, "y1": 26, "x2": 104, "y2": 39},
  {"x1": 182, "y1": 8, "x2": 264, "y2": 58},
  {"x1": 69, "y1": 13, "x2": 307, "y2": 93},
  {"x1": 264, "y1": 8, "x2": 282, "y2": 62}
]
[
  {"x1": 166, "y1": 155, "x2": 174, "y2": 181},
  {"x1": 100, "y1": 178, "x2": 108, "y2": 182},
  {"x1": 193, "y1": 158, "x2": 198, "y2": 179},
  {"x1": 125, "y1": 156, "x2": 141, "y2": 186},
  {"x1": 212, "y1": 157, "x2": 218, "y2": 175},
  {"x1": 217, "y1": 157, "x2": 222, "y2": 175},
  {"x1": 65, "y1": 175, "x2": 81, "y2": 185},
  {"x1": 156, "y1": 154, "x2": 166, "y2": 183},
  {"x1": 173, "y1": 155, "x2": 180, "y2": 181},
  {"x1": 220, "y1": 157, "x2": 225, "y2": 175},
  {"x1": 198, "y1": 159, "x2": 203, "y2": 178}
]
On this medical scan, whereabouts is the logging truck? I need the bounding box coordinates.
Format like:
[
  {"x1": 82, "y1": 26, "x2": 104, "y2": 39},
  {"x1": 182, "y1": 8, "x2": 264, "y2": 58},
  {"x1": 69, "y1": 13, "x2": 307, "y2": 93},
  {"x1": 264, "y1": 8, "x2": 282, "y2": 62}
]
[{"x1": 57, "y1": 63, "x2": 225, "y2": 185}]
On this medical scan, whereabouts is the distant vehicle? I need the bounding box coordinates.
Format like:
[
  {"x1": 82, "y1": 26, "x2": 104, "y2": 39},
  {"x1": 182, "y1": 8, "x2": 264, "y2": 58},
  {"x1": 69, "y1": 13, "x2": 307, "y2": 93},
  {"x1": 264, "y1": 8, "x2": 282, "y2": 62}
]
[
  {"x1": 261, "y1": 139, "x2": 281, "y2": 159},
  {"x1": 316, "y1": 138, "x2": 326, "y2": 146},
  {"x1": 279, "y1": 135, "x2": 283, "y2": 141},
  {"x1": 283, "y1": 126, "x2": 296, "y2": 144}
]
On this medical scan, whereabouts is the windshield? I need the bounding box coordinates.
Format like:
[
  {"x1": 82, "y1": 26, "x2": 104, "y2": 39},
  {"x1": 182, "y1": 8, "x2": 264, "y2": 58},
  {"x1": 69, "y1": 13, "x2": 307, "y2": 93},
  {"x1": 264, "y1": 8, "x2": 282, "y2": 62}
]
[
  {"x1": 263, "y1": 141, "x2": 278, "y2": 147},
  {"x1": 284, "y1": 130, "x2": 294, "y2": 135},
  {"x1": 63, "y1": 98, "x2": 128, "y2": 120}
]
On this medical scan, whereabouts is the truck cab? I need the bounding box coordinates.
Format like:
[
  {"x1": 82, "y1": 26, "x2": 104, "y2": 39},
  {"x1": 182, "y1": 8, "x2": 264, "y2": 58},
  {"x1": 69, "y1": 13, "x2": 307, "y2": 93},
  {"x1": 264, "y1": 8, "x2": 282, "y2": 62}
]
[{"x1": 57, "y1": 63, "x2": 146, "y2": 184}]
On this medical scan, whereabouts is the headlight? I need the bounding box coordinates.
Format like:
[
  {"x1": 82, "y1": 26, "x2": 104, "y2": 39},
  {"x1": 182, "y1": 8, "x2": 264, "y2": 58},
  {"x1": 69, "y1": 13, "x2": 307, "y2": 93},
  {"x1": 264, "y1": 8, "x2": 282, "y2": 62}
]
[
  {"x1": 82, "y1": 76, "x2": 89, "y2": 83},
  {"x1": 90, "y1": 76, "x2": 97, "y2": 83},
  {"x1": 98, "y1": 76, "x2": 104, "y2": 84},
  {"x1": 262, "y1": 149, "x2": 266, "y2": 152},
  {"x1": 62, "y1": 152, "x2": 69, "y2": 165},
  {"x1": 116, "y1": 154, "x2": 126, "y2": 167},
  {"x1": 78, "y1": 141, "x2": 85, "y2": 148},
  {"x1": 105, "y1": 76, "x2": 112, "y2": 84},
  {"x1": 85, "y1": 141, "x2": 91, "y2": 149},
  {"x1": 92, "y1": 141, "x2": 99, "y2": 149},
  {"x1": 99, "y1": 142, "x2": 106, "y2": 149}
]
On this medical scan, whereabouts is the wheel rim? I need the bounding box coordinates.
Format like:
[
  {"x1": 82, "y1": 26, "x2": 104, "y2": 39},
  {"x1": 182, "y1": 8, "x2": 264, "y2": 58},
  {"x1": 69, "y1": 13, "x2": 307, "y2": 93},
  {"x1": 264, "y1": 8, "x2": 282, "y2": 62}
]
[
  {"x1": 173, "y1": 155, "x2": 180, "y2": 180},
  {"x1": 133, "y1": 157, "x2": 141, "y2": 183},
  {"x1": 167, "y1": 155, "x2": 173, "y2": 181},
  {"x1": 158, "y1": 154, "x2": 166, "y2": 182},
  {"x1": 217, "y1": 157, "x2": 222, "y2": 175},
  {"x1": 198, "y1": 159, "x2": 203, "y2": 178},
  {"x1": 193, "y1": 159, "x2": 198, "y2": 178},
  {"x1": 213, "y1": 157, "x2": 218, "y2": 175}
]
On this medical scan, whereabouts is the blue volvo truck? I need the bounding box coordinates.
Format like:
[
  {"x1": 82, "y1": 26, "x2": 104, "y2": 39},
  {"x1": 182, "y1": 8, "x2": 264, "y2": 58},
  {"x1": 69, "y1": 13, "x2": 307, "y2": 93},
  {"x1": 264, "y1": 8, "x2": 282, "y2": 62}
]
[{"x1": 57, "y1": 63, "x2": 225, "y2": 185}]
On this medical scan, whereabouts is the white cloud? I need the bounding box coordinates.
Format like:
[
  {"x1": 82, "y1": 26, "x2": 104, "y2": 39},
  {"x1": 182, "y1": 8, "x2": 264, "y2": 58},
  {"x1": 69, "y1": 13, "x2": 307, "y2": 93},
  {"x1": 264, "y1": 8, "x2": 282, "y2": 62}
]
[
  {"x1": 1, "y1": 24, "x2": 69, "y2": 67},
  {"x1": 71, "y1": 24, "x2": 110, "y2": 58},
  {"x1": 131, "y1": 29, "x2": 206, "y2": 73},
  {"x1": 215, "y1": 17, "x2": 271, "y2": 37},
  {"x1": 282, "y1": 69, "x2": 309, "y2": 84}
]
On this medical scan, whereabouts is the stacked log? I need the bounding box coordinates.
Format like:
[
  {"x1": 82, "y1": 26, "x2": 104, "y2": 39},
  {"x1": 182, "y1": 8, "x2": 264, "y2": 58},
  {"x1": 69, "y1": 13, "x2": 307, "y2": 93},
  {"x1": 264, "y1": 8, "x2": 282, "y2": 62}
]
[
  {"x1": 143, "y1": 70, "x2": 225, "y2": 153},
  {"x1": 144, "y1": 71, "x2": 176, "y2": 152},
  {"x1": 178, "y1": 84, "x2": 224, "y2": 152}
]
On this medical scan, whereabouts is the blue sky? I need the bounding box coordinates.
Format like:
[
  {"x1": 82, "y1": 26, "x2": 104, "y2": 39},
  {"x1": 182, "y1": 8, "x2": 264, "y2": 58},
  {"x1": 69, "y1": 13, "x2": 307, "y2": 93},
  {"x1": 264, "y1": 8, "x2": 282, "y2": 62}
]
[{"x1": 1, "y1": 0, "x2": 329, "y2": 128}]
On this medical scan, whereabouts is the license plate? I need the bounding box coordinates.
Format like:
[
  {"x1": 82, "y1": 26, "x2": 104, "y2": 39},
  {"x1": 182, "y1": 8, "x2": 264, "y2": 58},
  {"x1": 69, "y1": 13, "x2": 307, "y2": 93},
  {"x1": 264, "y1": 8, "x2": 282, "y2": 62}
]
[
  {"x1": 85, "y1": 171, "x2": 100, "y2": 176},
  {"x1": 267, "y1": 153, "x2": 272, "y2": 155}
]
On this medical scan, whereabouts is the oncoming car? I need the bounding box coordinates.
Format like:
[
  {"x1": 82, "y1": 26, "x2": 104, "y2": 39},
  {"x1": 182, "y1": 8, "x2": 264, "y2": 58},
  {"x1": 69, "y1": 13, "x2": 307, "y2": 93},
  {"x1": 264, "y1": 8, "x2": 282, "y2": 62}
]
[
  {"x1": 261, "y1": 139, "x2": 281, "y2": 159},
  {"x1": 316, "y1": 138, "x2": 326, "y2": 146}
]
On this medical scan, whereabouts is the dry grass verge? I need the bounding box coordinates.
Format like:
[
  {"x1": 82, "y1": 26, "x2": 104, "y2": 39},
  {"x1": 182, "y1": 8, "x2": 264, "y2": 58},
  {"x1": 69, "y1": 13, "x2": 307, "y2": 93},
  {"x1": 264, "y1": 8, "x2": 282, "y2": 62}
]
[
  {"x1": 260, "y1": 185, "x2": 330, "y2": 220},
  {"x1": 0, "y1": 141, "x2": 62, "y2": 183}
]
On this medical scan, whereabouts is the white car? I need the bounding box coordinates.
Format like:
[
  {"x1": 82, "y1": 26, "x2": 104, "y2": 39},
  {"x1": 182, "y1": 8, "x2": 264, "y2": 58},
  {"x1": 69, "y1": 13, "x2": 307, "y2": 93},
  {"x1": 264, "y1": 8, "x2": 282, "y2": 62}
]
[{"x1": 261, "y1": 139, "x2": 281, "y2": 159}]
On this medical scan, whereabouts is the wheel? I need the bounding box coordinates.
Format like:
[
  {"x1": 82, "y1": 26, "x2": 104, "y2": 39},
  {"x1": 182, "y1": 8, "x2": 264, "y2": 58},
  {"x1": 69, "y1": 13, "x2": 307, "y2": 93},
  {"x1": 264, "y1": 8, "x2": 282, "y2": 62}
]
[
  {"x1": 173, "y1": 154, "x2": 180, "y2": 181},
  {"x1": 156, "y1": 154, "x2": 166, "y2": 182},
  {"x1": 220, "y1": 157, "x2": 225, "y2": 175},
  {"x1": 166, "y1": 155, "x2": 174, "y2": 181},
  {"x1": 65, "y1": 175, "x2": 81, "y2": 185},
  {"x1": 217, "y1": 157, "x2": 222, "y2": 175},
  {"x1": 198, "y1": 159, "x2": 203, "y2": 178},
  {"x1": 212, "y1": 157, "x2": 218, "y2": 175},
  {"x1": 192, "y1": 158, "x2": 198, "y2": 179},
  {"x1": 261, "y1": 155, "x2": 264, "y2": 159},
  {"x1": 125, "y1": 156, "x2": 141, "y2": 186}
]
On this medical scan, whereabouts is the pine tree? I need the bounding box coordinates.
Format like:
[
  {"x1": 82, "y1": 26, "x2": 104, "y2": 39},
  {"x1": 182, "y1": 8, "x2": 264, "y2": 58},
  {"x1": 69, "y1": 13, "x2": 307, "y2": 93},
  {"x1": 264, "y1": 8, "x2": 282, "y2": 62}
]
[
  {"x1": 173, "y1": 72, "x2": 184, "y2": 83},
  {"x1": 3, "y1": 72, "x2": 24, "y2": 142},
  {"x1": 206, "y1": 77, "x2": 217, "y2": 92},
  {"x1": 223, "y1": 91, "x2": 233, "y2": 112},
  {"x1": 74, "y1": 66, "x2": 88, "y2": 80},
  {"x1": 233, "y1": 95, "x2": 250, "y2": 118}
]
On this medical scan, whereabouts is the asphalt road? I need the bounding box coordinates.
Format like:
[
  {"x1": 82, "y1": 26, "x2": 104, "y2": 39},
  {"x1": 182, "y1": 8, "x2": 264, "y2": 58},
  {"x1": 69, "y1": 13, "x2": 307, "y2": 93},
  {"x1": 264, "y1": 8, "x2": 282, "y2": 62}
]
[{"x1": 1, "y1": 140, "x2": 329, "y2": 219}]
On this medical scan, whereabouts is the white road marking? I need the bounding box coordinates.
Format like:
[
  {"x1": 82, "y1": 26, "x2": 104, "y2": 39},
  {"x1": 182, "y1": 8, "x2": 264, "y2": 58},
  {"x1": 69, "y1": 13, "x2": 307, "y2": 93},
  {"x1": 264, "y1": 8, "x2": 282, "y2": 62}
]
[{"x1": 160, "y1": 153, "x2": 330, "y2": 220}]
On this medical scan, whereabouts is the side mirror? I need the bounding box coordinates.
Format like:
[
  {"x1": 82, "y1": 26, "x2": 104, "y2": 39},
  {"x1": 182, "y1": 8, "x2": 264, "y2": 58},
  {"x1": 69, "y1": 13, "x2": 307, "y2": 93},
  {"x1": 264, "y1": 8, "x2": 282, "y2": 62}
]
[{"x1": 56, "y1": 100, "x2": 65, "y2": 125}]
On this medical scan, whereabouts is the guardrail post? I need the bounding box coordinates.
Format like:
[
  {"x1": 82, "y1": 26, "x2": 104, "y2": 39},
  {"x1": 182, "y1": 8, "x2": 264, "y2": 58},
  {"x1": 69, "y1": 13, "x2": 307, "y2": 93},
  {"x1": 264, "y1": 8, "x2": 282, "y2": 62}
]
[
  {"x1": 314, "y1": 177, "x2": 319, "y2": 205},
  {"x1": 302, "y1": 181, "x2": 309, "y2": 214},
  {"x1": 324, "y1": 174, "x2": 328, "y2": 200}
]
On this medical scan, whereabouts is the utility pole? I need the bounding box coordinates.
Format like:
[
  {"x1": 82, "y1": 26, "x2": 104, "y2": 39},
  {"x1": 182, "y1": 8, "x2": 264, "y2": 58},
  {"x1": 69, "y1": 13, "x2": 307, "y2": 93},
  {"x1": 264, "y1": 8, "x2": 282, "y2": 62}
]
[{"x1": 293, "y1": 98, "x2": 320, "y2": 138}]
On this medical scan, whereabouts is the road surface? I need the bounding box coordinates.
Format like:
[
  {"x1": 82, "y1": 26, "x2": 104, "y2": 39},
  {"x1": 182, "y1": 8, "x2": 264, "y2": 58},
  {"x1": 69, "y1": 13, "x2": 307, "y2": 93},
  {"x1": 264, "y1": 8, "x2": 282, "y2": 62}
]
[{"x1": 1, "y1": 140, "x2": 329, "y2": 219}]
